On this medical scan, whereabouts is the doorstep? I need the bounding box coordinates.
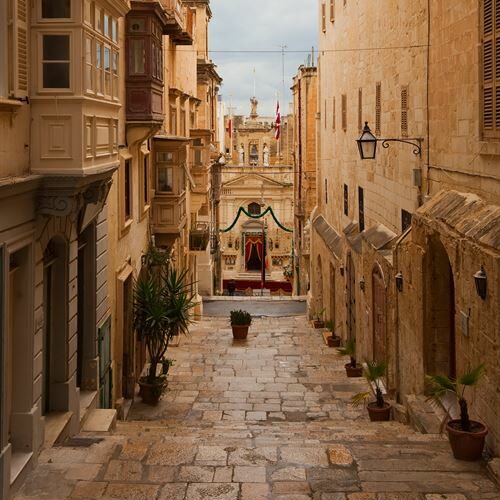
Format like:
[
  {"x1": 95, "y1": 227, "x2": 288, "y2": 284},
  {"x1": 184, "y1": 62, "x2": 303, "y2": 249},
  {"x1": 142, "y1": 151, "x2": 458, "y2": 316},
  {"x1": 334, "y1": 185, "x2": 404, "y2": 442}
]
[
  {"x1": 10, "y1": 451, "x2": 33, "y2": 487},
  {"x1": 79, "y1": 390, "x2": 98, "y2": 427},
  {"x1": 43, "y1": 411, "x2": 73, "y2": 449},
  {"x1": 82, "y1": 409, "x2": 117, "y2": 433}
]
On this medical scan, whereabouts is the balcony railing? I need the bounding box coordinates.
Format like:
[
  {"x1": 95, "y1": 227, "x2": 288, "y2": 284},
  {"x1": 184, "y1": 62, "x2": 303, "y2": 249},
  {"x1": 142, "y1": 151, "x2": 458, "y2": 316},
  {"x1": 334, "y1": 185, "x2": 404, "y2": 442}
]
[{"x1": 189, "y1": 223, "x2": 210, "y2": 251}]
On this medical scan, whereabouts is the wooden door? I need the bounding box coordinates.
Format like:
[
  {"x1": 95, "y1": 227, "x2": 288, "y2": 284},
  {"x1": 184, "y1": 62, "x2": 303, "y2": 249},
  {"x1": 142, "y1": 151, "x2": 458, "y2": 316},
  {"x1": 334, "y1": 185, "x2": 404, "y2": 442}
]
[
  {"x1": 372, "y1": 270, "x2": 387, "y2": 363},
  {"x1": 346, "y1": 254, "x2": 356, "y2": 340}
]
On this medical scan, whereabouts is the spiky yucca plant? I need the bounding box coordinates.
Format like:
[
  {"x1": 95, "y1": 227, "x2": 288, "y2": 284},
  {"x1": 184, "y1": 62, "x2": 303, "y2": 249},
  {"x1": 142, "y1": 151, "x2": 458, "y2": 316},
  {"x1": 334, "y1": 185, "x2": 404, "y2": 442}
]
[
  {"x1": 134, "y1": 264, "x2": 195, "y2": 385},
  {"x1": 336, "y1": 338, "x2": 357, "y2": 367},
  {"x1": 425, "y1": 364, "x2": 485, "y2": 432},
  {"x1": 351, "y1": 360, "x2": 388, "y2": 408}
]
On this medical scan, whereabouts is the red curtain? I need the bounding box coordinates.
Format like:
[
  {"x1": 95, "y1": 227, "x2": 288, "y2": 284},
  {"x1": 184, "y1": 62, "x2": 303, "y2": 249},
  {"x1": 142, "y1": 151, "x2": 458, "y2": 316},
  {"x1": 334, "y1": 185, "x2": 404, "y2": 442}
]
[{"x1": 245, "y1": 236, "x2": 263, "y2": 263}]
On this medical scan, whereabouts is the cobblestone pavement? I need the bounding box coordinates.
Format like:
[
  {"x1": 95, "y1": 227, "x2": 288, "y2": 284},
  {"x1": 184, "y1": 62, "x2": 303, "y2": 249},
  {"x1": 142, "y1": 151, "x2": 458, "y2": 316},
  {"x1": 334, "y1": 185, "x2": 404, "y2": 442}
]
[{"x1": 15, "y1": 316, "x2": 499, "y2": 499}]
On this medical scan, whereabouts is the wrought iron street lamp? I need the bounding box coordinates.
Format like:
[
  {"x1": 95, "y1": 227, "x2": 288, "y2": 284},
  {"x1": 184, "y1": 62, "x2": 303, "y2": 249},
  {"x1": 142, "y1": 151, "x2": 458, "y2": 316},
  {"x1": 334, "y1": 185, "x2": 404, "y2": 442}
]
[
  {"x1": 474, "y1": 266, "x2": 487, "y2": 300},
  {"x1": 395, "y1": 271, "x2": 404, "y2": 292},
  {"x1": 356, "y1": 122, "x2": 423, "y2": 160}
]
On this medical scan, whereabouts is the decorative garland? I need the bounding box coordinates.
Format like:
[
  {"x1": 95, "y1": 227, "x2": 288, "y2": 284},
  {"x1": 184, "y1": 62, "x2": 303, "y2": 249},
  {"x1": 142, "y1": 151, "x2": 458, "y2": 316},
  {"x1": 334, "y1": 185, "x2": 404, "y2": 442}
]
[{"x1": 221, "y1": 206, "x2": 293, "y2": 233}]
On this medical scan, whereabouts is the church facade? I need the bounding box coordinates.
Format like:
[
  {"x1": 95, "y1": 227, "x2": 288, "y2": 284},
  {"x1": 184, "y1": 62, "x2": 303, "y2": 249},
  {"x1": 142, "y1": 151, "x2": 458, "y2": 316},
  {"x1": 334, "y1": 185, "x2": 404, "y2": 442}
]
[{"x1": 219, "y1": 98, "x2": 294, "y2": 295}]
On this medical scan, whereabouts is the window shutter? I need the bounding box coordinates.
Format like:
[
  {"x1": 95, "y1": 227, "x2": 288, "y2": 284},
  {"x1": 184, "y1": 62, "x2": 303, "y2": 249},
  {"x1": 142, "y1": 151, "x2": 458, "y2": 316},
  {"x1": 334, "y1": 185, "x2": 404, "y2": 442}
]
[
  {"x1": 11, "y1": 0, "x2": 28, "y2": 97},
  {"x1": 358, "y1": 88, "x2": 362, "y2": 132},
  {"x1": 342, "y1": 94, "x2": 347, "y2": 130},
  {"x1": 401, "y1": 86, "x2": 408, "y2": 137},
  {"x1": 375, "y1": 82, "x2": 381, "y2": 135},
  {"x1": 484, "y1": 0, "x2": 494, "y2": 131},
  {"x1": 332, "y1": 96, "x2": 336, "y2": 130}
]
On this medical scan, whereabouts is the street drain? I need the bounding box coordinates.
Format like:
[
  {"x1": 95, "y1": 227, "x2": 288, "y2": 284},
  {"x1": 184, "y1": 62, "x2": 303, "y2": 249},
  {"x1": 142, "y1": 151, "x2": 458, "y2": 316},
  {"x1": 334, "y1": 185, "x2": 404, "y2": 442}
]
[{"x1": 58, "y1": 437, "x2": 104, "y2": 448}]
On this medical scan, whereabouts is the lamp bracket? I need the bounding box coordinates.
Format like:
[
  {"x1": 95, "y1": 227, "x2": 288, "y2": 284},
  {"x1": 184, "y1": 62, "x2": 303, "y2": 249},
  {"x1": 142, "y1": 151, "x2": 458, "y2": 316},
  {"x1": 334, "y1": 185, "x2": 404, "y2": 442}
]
[{"x1": 380, "y1": 138, "x2": 423, "y2": 156}]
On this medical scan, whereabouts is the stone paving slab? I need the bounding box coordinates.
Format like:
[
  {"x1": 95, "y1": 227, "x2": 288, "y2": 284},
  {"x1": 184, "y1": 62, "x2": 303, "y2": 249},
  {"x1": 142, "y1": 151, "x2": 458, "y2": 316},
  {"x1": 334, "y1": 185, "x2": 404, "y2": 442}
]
[{"x1": 14, "y1": 315, "x2": 499, "y2": 499}]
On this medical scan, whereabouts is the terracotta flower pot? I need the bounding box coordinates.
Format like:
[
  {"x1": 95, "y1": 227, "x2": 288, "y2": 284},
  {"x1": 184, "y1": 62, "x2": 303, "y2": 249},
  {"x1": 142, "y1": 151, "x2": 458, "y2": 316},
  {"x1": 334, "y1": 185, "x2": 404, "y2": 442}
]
[
  {"x1": 327, "y1": 335, "x2": 341, "y2": 347},
  {"x1": 367, "y1": 402, "x2": 392, "y2": 421},
  {"x1": 345, "y1": 363, "x2": 363, "y2": 377},
  {"x1": 139, "y1": 378, "x2": 167, "y2": 405},
  {"x1": 232, "y1": 324, "x2": 249, "y2": 340},
  {"x1": 313, "y1": 320, "x2": 325, "y2": 329},
  {"x1": 446, "y1": 419, "x2": 488, "y2": 461}
]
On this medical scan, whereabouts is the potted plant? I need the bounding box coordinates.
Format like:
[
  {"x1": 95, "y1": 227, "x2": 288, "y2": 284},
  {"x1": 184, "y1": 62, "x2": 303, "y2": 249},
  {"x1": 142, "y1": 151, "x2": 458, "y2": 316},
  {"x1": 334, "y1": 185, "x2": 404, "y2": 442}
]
[
  {"x1": 230, "y1": 310, "x2": 252, "y2": 340},
  {"x1": 336, "y1": 339, "x2": 363, "y2": 377},
  {"x1": 352, "y1": 360, "x2": 391, "y2": 421},
  {"x1": 426, "y1": 364, "x2": 488, "y2": 461},
  {"x1": 134, "y1": 256, "x2": 195, "y2": 405},
  {"x1": 324, "y1": 320, "x2": 341, "y2": 347},
  {"x1": 312, "y1": 308, "x2": 326, "y2": 329}
]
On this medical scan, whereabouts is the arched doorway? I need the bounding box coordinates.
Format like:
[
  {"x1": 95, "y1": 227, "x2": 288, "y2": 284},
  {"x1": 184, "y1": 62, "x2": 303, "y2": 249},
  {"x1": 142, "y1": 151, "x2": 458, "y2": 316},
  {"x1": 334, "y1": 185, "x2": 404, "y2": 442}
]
[
  {"x1": 43, "y1": 236, "x2": 69, "y2": 414},
  {"x1": 329, "y1": 263, "x2": 336, "y2": 326},
  {"x1": 372, "y1": 266, "x2": 387, "y2": 363},
  {"x1": 346, "y1": 253, "x2": 356, "y2": 340},
  {"x1": 316, "y1": 255, "x2": 324, "y2": 314},
  {"x1": 424, "y1": 237, "x2": 456, "y2": 378}
]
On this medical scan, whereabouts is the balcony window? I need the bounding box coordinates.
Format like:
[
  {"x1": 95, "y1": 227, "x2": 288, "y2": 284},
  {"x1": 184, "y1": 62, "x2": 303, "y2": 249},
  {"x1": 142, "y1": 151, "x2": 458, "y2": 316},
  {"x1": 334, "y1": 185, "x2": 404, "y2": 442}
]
[
  {"x1": 104, "y1": 14, "x2": 110, "y2": 37},
  {"x1": 112, "y1": 19, "x2": 118, "y2": 43},
  {"x1": 42, "y1": 0, "x2": 70, "y2": 18},
  {"x1": 85, "y1": 37, "x2": 93, "y2": 93},
  {"x1": 158, "y1": 166, "x2": 173, "y2": 193},
  {"x1": 95, "y1": 41, "x2": 102, "y2": 93},
  {"x1": 112, "y1": 51, "x2": 119, "y2": 100},
  {"x1": 95, "y1": 6, "x2": 103, "y2": 32},
  {"x1": 129, "y1": 39, "x2": 145, "y2": 75},
  {"x1": 143, "y1": 154, "x2": 150, "y2": 205},
  {"x1": 42, "y1": 34, "x2": 70, "y2": 89},
  {"x1": 104, "y1": 46, "x2": 111, "y2": 97}
]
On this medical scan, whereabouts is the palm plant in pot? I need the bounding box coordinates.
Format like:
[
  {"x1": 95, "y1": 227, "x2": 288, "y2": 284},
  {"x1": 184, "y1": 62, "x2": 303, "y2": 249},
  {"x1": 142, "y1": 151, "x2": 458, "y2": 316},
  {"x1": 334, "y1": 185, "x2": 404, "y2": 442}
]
[
  {"x1": 352, "y1": 360, "x2": 391, "y2": 421},
  {"x1": 312, "y1": 308, "x2": 326, "y2": 329},
  {"x1": 230, "y1": 310, "x2": 252, "y2": 340},
  {"x1": 133, "y1": 258, "x2": 195, "y2": 405},
  {"x1": 336, "y1": 339, "x2": 363, "y2": 377},
  {"x1": 324, "y1": 320, "x2": 341, "y2": 347},
  {"x1": 426, "y1": 364, "x2": 488, "y2": 461}
]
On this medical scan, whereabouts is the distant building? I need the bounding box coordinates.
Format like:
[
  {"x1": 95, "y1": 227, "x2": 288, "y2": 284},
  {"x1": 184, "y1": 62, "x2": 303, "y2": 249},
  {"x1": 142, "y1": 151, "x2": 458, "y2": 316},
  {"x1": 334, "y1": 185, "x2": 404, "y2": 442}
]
[{"x1": 219, "y1": 98, "x2": 294, "y2": 295}]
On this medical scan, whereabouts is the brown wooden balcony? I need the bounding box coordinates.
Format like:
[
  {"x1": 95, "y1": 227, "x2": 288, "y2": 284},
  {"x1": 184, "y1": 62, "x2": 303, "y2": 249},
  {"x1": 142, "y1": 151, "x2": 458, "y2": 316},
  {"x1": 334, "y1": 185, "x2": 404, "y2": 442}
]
[
  {"x1": 189, "y1": 223, "x2": 210, "y2": 252},
  {"x1": 160, "y1": 0, "x2": 194, "y2": 45}
]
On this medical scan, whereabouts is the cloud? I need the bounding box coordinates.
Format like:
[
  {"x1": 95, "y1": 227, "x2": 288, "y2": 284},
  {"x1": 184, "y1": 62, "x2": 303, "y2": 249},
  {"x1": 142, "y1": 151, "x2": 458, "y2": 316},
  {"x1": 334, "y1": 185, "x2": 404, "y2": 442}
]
[{"x1": 209, "y1": 0, "x2": 318, "y2": 116}]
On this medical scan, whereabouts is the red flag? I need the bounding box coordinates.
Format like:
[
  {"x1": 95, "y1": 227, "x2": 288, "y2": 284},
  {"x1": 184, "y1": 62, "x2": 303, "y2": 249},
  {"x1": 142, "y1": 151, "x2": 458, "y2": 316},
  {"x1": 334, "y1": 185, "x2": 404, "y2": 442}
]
[
  {"x1": 275, "y1": 100, "x2": 281, "y2": 140},
  {"x1": 227, "y1": 118, "x2": 232, "y2": 138}
]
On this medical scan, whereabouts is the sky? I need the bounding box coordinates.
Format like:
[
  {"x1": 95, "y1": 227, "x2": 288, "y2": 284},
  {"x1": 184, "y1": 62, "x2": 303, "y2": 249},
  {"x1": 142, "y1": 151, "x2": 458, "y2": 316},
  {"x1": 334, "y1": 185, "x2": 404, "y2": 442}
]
[{"x1": 209, "y1": 0, "x2": 318, "y2": 117}]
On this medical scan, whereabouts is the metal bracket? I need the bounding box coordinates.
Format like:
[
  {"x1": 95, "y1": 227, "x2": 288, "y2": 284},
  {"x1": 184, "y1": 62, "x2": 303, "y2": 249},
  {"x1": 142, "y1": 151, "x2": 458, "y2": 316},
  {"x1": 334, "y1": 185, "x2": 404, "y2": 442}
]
[{"x1": 380, "y1": 138, "x2": 423, "y2": 156}]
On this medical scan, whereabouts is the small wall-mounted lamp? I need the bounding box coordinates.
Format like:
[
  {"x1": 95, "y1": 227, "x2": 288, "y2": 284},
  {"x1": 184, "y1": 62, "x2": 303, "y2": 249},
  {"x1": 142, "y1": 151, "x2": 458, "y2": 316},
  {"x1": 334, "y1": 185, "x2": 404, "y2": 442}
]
[
  {"x1": 359, "y1": 276, "x2": 366, "y2": 291},
  {"x1": 474, "y1": 266, "x2": 487, "y2": 300},
  {"x1": 395, "y1": 271, "x2": 404, "y2": 292},
  {"x1": 357, "y1": 122, "x2": 423, "y2": 160}
]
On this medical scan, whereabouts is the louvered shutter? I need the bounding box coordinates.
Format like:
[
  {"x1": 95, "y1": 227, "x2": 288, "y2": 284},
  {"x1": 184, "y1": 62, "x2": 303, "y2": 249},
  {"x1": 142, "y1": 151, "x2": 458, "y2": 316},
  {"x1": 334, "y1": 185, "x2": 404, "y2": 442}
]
[
  {"x1": 401, "y1": 86, "x2": 408, "y2": 137},
  {"x1": 483, "y1": 0, "x2": 494, "y2": 132},
  {"x1": 375, "y1": 82, "x2": 381, "y2": 135},
  {"x1": 358, "y1": 88, "x2": 362, "y2": 132},
  {"x1": 11, "y1": 0, "x2": 28, "y2": 97},
  {"x1": 342, "y1": 94, "x2": 347, "y2": 130}
]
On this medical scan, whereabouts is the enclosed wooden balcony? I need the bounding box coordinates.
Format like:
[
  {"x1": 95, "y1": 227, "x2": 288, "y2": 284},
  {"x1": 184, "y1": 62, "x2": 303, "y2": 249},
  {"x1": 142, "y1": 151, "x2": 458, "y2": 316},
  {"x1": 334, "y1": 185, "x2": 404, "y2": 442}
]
[
  {"x1": 189, "y1": 223, "x2": 210, "y2": 252},
  {"x1": 160, "y1": 0, "x2": 194, "y2": 45},
  {"x1": 126, "y1": 2, "x2": 168, "y2": 124}
]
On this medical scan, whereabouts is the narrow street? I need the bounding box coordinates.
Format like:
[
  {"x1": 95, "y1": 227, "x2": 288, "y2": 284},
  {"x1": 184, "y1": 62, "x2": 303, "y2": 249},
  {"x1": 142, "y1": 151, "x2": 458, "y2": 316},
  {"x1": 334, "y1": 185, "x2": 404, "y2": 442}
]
[{"x1": 15, "y1": 312, "x2": 499, "y2": 500}]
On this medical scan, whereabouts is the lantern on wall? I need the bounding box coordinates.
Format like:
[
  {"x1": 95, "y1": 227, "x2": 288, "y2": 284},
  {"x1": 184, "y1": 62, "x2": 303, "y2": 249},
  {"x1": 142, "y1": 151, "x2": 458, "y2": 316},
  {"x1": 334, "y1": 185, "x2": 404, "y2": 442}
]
[{"x1": 474, "y1": 266, "x2": 487, "y2": 300}]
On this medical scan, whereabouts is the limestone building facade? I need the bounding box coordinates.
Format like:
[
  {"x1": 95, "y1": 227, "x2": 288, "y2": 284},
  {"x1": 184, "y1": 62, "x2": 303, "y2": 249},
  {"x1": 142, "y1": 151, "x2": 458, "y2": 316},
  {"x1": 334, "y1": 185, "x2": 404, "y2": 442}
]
[
  {"x1": 310, "y1": 0, "x2": 500, "y2": 454},
  {"x1": 291, "y1": 64, "x2": 317, "y2": 296},
  {"x1": 0, "y1": 0, "x2": 221, "y2": 496}
]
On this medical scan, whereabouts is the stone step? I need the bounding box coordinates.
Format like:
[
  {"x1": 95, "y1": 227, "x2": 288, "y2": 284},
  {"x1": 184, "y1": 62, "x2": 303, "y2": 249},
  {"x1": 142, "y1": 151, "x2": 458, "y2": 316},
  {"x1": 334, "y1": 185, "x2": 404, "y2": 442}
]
[
  {"x1": 81, "y1": 409, "x2": 117, "y2": 433},
  {"x1": 79, "y1": 390, "x2": 98, "y2": 427}
]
